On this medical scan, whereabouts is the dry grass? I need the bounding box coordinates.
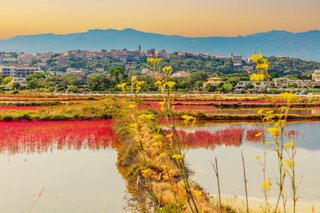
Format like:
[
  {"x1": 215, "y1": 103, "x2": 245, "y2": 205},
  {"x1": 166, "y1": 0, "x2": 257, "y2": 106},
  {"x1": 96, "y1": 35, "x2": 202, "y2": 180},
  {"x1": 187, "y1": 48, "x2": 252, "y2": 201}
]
[{"x1": 114, "y1": 103, "x2": 218, "y2": 212}]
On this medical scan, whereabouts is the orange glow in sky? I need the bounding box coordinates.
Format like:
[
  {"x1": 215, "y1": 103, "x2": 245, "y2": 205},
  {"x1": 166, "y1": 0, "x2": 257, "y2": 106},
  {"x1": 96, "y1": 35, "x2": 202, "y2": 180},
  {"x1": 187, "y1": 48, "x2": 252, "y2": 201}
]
[{"x1": 1, "y1": 0, "x2": 319, "y2": 39}]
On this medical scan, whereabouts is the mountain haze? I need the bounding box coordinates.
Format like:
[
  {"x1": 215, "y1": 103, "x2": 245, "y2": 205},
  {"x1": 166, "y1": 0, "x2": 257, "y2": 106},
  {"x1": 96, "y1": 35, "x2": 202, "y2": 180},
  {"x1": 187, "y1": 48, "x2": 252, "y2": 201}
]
[{"x1": 0, "y1": 28, "x2": 319, "y2": 61}]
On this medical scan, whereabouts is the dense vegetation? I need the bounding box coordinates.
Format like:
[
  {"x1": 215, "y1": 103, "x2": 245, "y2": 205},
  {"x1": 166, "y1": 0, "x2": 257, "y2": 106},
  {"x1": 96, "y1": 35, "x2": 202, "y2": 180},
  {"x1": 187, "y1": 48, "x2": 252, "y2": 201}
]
[{"x1": 1, "y1": 55, "x2": 320, "y2": 93}]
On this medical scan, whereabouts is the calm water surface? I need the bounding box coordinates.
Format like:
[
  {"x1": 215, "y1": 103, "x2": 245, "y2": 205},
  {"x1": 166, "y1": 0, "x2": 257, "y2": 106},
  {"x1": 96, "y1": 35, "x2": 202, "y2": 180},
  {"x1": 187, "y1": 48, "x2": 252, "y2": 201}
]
[
  {"x1": 1, "y1": 120, "x2": 319, "y2": 212},
  {"x1": 0, "y1": 149, "x2": 128, "y2": 213},
  {"x1": 184, "y1": 121, "x2": 320, "y2": 206},
  {"x1": 0, "y1": 120, "x2": 130, "y2": 213}
]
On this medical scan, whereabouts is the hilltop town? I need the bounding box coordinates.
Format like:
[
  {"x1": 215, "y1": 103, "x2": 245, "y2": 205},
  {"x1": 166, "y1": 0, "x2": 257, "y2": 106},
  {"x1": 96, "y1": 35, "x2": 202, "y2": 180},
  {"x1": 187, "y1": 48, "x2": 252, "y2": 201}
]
[{"x1": 0, "y1": 47, "x2": 320, "y2": 93}]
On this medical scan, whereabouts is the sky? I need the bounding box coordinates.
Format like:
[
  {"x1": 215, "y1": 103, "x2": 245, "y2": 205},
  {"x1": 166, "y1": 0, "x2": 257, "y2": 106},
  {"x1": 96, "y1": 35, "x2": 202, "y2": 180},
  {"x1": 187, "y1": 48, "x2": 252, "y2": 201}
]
[{"x1": 1, "y1": 0, "x2": 319, "y2": 39}]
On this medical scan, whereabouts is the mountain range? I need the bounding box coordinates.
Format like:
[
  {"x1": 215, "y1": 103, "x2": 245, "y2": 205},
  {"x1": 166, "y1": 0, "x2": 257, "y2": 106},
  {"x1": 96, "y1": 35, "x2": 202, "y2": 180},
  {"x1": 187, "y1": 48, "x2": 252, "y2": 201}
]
[{"x1": 0, "y1": 28, "x2": 319, "y2": 61}]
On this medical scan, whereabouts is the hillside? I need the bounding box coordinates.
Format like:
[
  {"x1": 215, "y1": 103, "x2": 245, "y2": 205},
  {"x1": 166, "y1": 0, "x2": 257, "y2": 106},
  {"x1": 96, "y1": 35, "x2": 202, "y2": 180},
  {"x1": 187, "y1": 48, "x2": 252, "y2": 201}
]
[{"x1": 0, "y1": 29, "x2": 320, "y2": 61}]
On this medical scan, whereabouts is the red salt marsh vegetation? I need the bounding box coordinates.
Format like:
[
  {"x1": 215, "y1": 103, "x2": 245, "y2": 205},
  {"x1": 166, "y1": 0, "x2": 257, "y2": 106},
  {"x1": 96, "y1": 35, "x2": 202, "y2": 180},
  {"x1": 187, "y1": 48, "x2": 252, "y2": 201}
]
[
  {"x1": 0, "y1": 120, "x2": 116, "y2": 155},
  {"x1": 246, "y1": 128, "x2": 265, "y2": 142},
  {"x1": 164, "y1": 127, "x2": 245, "y2": 149}
]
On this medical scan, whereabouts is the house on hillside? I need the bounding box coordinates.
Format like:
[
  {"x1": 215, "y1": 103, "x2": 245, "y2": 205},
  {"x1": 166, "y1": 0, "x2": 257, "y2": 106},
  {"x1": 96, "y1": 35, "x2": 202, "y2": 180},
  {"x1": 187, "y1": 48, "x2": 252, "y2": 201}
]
[
  {"x1": 229, "y1": 53, "x2": 242, "y2": 67},
  {"x1": 312, "y1": 70, "x2": 320, "y2": 82},
  {"x1": 171, "y1": 71, "x2": 190, "y2": 78},
  {"x1": 203, "y1": 77, "x2": 222, "y2": 88},
  {"x1": 242, "y1": 66, "x2": 254, "y2": 74},
  {"x1": 235, "y1": 81, "x2": 269, "y2": 90}
]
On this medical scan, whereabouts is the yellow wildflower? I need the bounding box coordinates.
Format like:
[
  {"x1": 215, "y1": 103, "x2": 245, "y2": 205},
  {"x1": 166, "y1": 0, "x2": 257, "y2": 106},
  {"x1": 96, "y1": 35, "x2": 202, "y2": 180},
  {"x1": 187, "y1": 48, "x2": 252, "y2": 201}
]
[
  {"x1": 284, "y1": 160, "x2": 296, "y2": 167},
  {"x1": 157, "y1": 125, "x2": 163, "y2": 130},
  {"x1": 257, "y1": 109, "x2": 264, "y2": 114},
  {"x1": 136, "y1": 80, "x2": 144, "y2": 87},
  {"x1": 256, "y1": 58, "x2": 269, "y2": 70},
  {"x1": 268, "y1": 127, "x2": 280, "y2": 137},
  {"x1": 160, "y1": 153, "x2": 168, "y2": 157},
  {"x1": 163, "y1": 66, "x2": 173, "y2": 72},
  {"x1": 147, "y1": 58, "x2": 154, "y2": 63},
  {"x1": 261, "y1": 182, "x2": 272, "y2": 191},
  {"x1": 163, "y1": 175, "x2": 169, "y2": 180},
  {"x1": 251, "y1": 52, "x2": 263, "y2": 63},
  {"x1": 284, "y1": 141, "x2": 294, "y2": 147},
  {"x1": 117, "y1": 83, "x2": 127, "y2": 95},
  {"x1": 255, "y1": 132, "x2": 262, "y2": 137},
  {"x1": 130, "y1": 123, "x2": 138, "y2": 128},
  {"x1": 159, "y1": 101, "x2": 165, "y2": 106},
  {"x1": 172, "y1": 154, "x2": 184, "y2": 160},
  {"x1": 141, "y1": 169, "x2": 150, "y2": 174},
  {"x1": 193, "y1": 191, "x2": 203, "y2": 197},
  {"x1": 117, "y1": 83, "x2": 126, "y2": 89},
  {"x1": 153, "y1": 135, "x2": 162, "y2": 140},
  {"x1": 165, "y1": 81, "x2": 176, "y2": 88},
  {"x1": 166, "y1": 133, "x2": 174, "y2": 138},
  {"x1": 153, "y1": 141, "x2": 162, "y2": 146},
  {"x1": 181, "y1": 115, "x2": 194, "y2": 122},
  {"x1": 265, "y1": 142, "x2": 271, "y2": 145},
  {"x1": 147, "y1": 57, "x2": 163, "y2": 64},
  {"x1": 131, "y1": 76, "x2": 137, "y2": 83},
  {"x1": 255, "y1": 156, "x2": 260, "y2": 159},
  {"x1": 139, "y1": 114, "x2": 154, "y2": 120},
  {"x1": 128, "y1": 104, "x2": 137, "y2": 109},
  {"x1": 250, "y1": 73, "x2": 265, "y2": 82},
  {"x1": 280, "y1": 91, "x2": 297, "y2": 102},
  {"x1": 155, "y1": 80, "x2": 164, "y2": 87}
]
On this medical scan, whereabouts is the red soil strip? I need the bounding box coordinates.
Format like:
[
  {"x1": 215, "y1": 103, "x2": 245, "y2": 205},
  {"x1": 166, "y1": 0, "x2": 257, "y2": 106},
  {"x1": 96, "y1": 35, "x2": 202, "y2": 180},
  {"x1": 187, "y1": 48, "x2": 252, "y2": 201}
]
[{"x1": 0, "y1": 106, "x2": 48, "y2": 111}]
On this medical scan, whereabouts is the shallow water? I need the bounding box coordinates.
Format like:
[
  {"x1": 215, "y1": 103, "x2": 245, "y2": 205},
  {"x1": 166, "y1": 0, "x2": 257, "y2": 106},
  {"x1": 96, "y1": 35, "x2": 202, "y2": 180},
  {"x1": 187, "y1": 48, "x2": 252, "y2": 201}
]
[
  {"x1": 0, "y1": 149, "x2": 128, "y2": 213},
  {"x1": 2, "y1": 119, "x2": 319, "y2": 212},
  {"x1": 184, "y1": 121, "x2": 320, "y2": 207},
  {"x1": 0, "y1": 120, "x2": 130, "y2": 213}
]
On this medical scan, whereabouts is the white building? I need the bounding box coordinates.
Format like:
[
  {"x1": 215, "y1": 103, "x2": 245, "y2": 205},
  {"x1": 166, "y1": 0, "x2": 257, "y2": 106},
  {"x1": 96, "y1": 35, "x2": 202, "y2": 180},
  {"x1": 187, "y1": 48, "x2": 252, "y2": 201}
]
[
  {"x1": 312, "y1": 70, "x2": 320, "y2": 82},
  {"x1": 0, "y1": 66, "x2": 43, "y2": 79}
]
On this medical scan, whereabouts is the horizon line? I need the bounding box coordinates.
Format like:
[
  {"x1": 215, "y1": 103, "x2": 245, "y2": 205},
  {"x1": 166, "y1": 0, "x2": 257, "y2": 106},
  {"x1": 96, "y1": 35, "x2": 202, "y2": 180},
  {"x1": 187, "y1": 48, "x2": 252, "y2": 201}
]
[{"x1": 1, "y1": 28, "x2": 319, "y2": 40}]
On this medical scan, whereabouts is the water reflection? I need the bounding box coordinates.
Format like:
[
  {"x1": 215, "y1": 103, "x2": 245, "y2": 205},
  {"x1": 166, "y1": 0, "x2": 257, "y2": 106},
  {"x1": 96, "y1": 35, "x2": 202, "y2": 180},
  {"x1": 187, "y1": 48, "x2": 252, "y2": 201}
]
[
  {"x1": 0, "y1": 120, "x2": 132, "y2": 213},
  {"x1": 0, "y1": 120, "x2": 117, "y2": 155},
  {"x1": 183, "y1": 121, "x2": 320, "y2": 207},
  {"x1": 0, "y1": 149, "x2": 129, "y2": 213}
]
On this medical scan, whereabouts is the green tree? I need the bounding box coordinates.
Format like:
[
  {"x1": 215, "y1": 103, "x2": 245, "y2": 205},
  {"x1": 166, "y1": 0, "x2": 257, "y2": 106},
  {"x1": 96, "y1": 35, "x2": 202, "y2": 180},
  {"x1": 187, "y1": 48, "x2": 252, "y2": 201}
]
[
  {"x1": 222, "y1": 83, "x2": 233, "y2": 92},
  {"x1": 26, "y1": 80, "x2": 38, "y2": 89},
  {"x1": 245, "y1": 83, "x2": 254, "y2": 89},
  {"x1": 67, "y1": 85, "x2": 79, "y2": 93},
  {"x1": 12, "y1": 82, "x2": 21, "y2": 90},
  {"x1": 29, "y1": 58, "x2": 39, "y2": 66},
  {"x1": 26, "y1": 73, "x2": 45, "y2": 82},
  {"x1": 3, "y1": 76, "x2": 14, "y2": 85},
  {"x1": 62, "y1": 73, "x2": 82, "y2": 86},
  {"x1": 109, "y1": 67, "x2": 126, "y2": 83},
  {"x1": 270, "y1": 72, "x2": 280, "y2": 79},
  {"x1": 193, "y1": 81, "x2": 204, "y2": 91},
  {"x1": 188, "y1": 71, "x2": 209, "y2": 84},
  {"x1": 86, "y1": 74, "x2": 111, "y2": 91},
  {"x1": 205, "y1": 84, "x2": 215, "y2": 92}
]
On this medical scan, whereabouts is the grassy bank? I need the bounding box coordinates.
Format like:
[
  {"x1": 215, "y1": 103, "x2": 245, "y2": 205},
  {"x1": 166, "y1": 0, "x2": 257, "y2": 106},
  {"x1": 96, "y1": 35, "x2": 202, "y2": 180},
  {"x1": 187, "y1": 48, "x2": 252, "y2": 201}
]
[
  {"x1": 0, "y1": 98, "x2": 119, "y2": 121},
  {"x1": 113, "y1": 102, "x2": 218, "y2": 213},
  {"x1": 0, "y1": 101, "x2": 62, "y2": 106},
  {"x1": 171, "y1": 111, "x2": 320, "y2": 121},
  {"x1": 132, "y1": 94, "x2": 320, "y2": 103}
]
